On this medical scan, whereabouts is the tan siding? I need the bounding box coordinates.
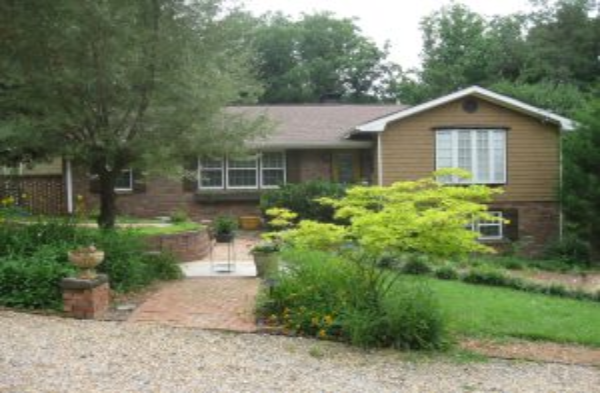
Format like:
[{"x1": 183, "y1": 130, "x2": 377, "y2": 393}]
[{"x1": 381, "y1": 98, "x2": 560, "y2": 202}]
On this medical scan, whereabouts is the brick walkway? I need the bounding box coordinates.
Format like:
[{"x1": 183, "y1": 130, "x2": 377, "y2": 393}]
[{"x1": 128, "y1": 277, "x2": 260, "y2": 332}]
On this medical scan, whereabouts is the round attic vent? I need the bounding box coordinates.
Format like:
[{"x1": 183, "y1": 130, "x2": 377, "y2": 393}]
[{"x1": 462, "y1": 98, "x2": 479, "y2": 113}]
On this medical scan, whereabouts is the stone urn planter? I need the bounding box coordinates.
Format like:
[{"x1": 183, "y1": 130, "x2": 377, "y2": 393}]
[
  {"x1": 251, "y1": 242, "x2": 280, "y2": 278},
  {"x1": 68, "y1": 246, "x2": 105, "y2": 279}
]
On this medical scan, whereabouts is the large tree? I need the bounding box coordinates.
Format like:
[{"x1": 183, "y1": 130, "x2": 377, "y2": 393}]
[
  {"x1": 0, "y1": 0, "x2": 264, "y2": 228},
  {"x1": 396, "y1": 0, "x2": 599, "y2": 110},
  {"x1": 562, "y1": 99, "x2": 600, "y2": 262},
  {"x1": 252, "y1": 12, "x2": 399, "y2": 103}
]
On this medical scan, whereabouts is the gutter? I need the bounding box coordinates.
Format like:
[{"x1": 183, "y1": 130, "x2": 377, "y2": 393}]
[{"x1": 377, "y1": 134, "x2": 383, "y2": 186}]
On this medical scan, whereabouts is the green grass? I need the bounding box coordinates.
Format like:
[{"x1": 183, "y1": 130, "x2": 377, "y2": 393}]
[
  {"x1": 130, "y1": 221, "x2": 202, "y2": 236},
  {"x1": 418, "y1": 277, "x2": 600, "y2": 347}
]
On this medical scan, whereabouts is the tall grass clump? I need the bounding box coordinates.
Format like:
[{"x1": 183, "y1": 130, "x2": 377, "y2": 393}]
[{"x1": 259, "y1": 249, "x2": 447, "y2": 350}]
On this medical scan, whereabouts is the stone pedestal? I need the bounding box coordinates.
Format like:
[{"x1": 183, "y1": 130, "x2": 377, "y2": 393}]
[{"x1": 61, "y1": 274, "x2": 110, "y2": 319}]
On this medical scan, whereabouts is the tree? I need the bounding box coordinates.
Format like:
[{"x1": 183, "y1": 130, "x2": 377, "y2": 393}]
[
  {"x1": 562, "y1": 99, "x2": 600, "y2": 262},
  {"x1": 0, "y1": 0, "x2": 264, "y2": 228},
  {"x1": 489, "y1": 80, "x2": 592, "y2": 116},
  {"x1": 253, "y1": 12, "x2": 399, "y2": 103},
  {"x1": 280, "y1": 170, "x2": 503, "y2": 260},
  {"x1": 395, "y1": 1, "x2": 598, "y2": 107},
  {"x1": 523, "y1": 0, "x2": 600, "y2": 87}
]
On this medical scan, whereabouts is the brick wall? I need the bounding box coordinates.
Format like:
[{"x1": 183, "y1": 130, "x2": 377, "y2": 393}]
[
  {"x1": 490, "y1": 201, "x2": 560, "y2": 256},
  {"x1": 0, "y1": 175, "x2": 66, "y2": 215},
  {"x1": 145, "y1": 229, "x2": 211, "y2": 262},
  {"x1": 61, "y1": 275, "x2": 110, "y2": 320},
  {"x1": 72, "y1": 169, "x2": 260, "y2": 220}
]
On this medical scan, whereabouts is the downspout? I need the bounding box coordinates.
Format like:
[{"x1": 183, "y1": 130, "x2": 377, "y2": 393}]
[
  {"x1": 377, "y1": 133, "x2": 383, "y2": 186},
  {"x1": 558, "y1": 129, "x2": 564, "y2": 241},
  {"x1": 65, "y1": 159, "x2": 74, "y2": 214}
]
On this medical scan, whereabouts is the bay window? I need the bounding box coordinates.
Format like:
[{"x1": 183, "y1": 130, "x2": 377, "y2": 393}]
[{"x1": 436, "y1": 129, "x2": 506, "y2": 184}]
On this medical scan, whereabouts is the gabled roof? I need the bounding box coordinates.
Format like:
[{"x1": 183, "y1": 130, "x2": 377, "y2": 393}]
[
  {"x1": 227, "y1": 104, "x2": 407, "y2": 148},
  {"x1": 354, "y1": 86, "x2": 576, "y2": 133}
]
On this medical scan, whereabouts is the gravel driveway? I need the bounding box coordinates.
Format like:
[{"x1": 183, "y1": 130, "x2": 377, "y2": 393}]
[{"x1": 1, "y1": 311, "x2": 598, "y2": 393}]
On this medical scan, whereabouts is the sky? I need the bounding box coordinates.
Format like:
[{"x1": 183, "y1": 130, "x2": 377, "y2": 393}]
[{"x1": 242, "y1": 0, "x2": 534, "y2": 69}]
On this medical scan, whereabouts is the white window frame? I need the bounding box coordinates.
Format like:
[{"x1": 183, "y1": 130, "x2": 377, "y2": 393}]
[
  {"x1": 114, "y1": 168, "x2": 134, "y2": 192},
  {"x1": 436, "y1": 129, "x2": 507, "y2": 185},
  {"x1": 471, "y1": 211, "x2": 504, "y2": 241},
  {"x1": 260, "y1": 151, "x2": 287, "y2": 189},
  {"x1": 226, "y1": 156, "x2": 259, "y2": 190},
  {"x1": 198, "y1": 158, "x2": 225, "y2": 190}
]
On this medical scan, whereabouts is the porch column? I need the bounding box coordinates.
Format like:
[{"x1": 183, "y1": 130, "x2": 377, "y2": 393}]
[{"x1": 65, "y1": 159, "x2": 74, "y2": 214}]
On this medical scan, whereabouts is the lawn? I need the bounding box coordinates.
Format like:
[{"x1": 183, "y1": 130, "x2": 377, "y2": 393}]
[{"x1": 420, "y1": 277, "x2": 600, "y2": 347}]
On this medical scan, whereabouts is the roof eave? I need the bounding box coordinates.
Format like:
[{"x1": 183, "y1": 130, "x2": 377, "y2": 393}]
[{"x1": 353, "y1": 86, "x2": 576, "y2": 133}]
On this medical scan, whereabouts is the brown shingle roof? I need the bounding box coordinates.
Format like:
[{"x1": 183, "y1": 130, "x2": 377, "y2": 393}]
[{"x1": 227, "y1": 104, "x2": 408, "y2": 148}]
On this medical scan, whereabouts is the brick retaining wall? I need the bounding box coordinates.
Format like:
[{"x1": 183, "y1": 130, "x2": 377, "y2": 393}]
[{"x1": 145, "y1": 228, "x2": 211, "y2": 262}]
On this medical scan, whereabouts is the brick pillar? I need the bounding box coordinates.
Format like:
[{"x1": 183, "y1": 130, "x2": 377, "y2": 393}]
[{"x1": 61, "y1": 274, "x2": 110, "y2": 319}]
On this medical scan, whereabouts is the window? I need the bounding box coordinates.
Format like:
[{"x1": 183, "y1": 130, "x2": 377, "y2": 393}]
[
  {"x1": 228, "y1": 157, "x2": 258, "y2": 189},
  {"x1": 198, "y1": 152, "x2": 286, "y2": 190},
  {"x1": 114, "y1": 169, "x2": 133, "y2": 191},
  {"x1": 470, "y1": 211, "x2": 503, "y2": 240},
  {"x1": 199, "y1": 158, "x2": 224, "y2": 189},
  {"x1": 436, "y1": 129, "x2": 506, "y2": 184},
  {"x1": 261, "y1": 152, "x2": 286, "y2": 188}
]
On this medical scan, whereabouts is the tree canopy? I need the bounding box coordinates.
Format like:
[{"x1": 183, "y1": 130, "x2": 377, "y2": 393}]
[
  {"x1": 251, "y1": 12, "x2": 399, "y2": 103},
  {"x1": 396, "y1": 0, "x2": 599, "y2": 115},
  {"x1": 0, "y1": 0, "x2": 265, "y2": 228}
]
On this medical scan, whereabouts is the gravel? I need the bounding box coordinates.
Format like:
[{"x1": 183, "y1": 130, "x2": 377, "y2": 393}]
[{"x1": 1, "y1": 311, "x2": 599, "y2": 393}]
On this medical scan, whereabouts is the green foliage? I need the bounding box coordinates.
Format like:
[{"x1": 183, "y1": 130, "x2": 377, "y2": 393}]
[
  {"x1": 169, "y1": 209, "x2": 190, "y2": 224},
  {"x1": 213, "y1": 215, "x2": 238, "y2": 235},
  {"x1": 0, "y1": 0, "x2": 265, "y2": 228},
  {"x1": 489, "y1": 80, "x2": 591, "y2": 117},
  {"x1": 259, "y1": 249, "x2": 447, "y2": 350},
  {"x1": 0, "y1": 221, "x2": 182, "y2": 308},
  {"x1": 396, "y1": 1, "x2": 598, "y2": 110},
  {"x1": 434, "y1": 265, "x2": 460, "y2": 280},
  {"x1": 543, "y1": 232, "x2": 591, "y2": 265},
  {"x1": 252, "y1": 12, "x2": 399, "y2": 103},
  {"x1": 401, "y1": 254, "x2": 433, "y2": 275},
  {"x1": 463, "y1": 267, "x2": 515, "y2": 287},
  {"x1": 282, "y1": 171, "x2": 502, "y2": 259},
  {"x1": 0, "y1": 247, "x2": 76, "y2": 309},
  {"x1": 260, "y1": 180, "x2": 346, "y2": 223},
  {"x1": 563, "y1": 99, "x2": 600, "y2": 262}
]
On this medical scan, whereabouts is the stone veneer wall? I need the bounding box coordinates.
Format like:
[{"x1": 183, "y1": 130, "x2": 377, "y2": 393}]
[{"x1": 145, "y1": 229, "x2": 211, "y2": 262}]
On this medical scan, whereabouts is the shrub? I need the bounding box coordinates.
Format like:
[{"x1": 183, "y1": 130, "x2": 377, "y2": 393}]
[
  {"x1": 169, "y1": 209, "x2": 190, "y2": 224},
  {"x1": 0, "y1": 247, "x2": 76, "y2": 309},
  {"x1": 463, "y1": 267, "x2": 515, "y2": 287},
  {"x1": 0, "y1": 221, "x2": 182, "y2": 309},
  {"x1": 401, "y1": 254, "x2": 433, "y2": 275},
  {"x1": 260, "y1": 180, "x2": 346, "y2": 223},
  {"x1": 213, "y1": 215, "x2": 238, "y2": 235},
  {"x1": 543, "y1": 233, "x2": 590, "y2": 266},
  {"x1": 434, "y1": 265, "x2": 459, "y2": 280},
  {"x1": 259, "y1": 249, "x2": 447, "y2": 350}
]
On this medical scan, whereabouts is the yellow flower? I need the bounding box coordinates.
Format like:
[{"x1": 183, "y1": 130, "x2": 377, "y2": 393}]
[
  {"x1": 76, "y1": 194, "x2": 84, "y2": 201},
  {"x1": 311, "y1": 317, "x2": 319, "y2": 326},
  {"x1": 323, "y1": 315, "x2": 333, "y2": 326},
  {"x1": 318, "y1": 329, "x2": 327, "y2": 338}
]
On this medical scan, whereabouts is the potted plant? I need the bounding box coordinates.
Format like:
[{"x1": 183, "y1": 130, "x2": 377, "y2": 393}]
[
  {"x1": 68, "y1": 245, "x2": 105, "y2": 279},
  {"x1": 213, "y1": 215, "x2": 238, "y2": 243},
  {"x1": 251, "y1": 241, "x2": 280, "y2": 278}
]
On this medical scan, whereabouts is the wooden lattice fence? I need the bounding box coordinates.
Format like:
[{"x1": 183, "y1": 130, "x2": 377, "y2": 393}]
[{"x1": 0, "y1": 175, "x2": 66, "y2": 216}]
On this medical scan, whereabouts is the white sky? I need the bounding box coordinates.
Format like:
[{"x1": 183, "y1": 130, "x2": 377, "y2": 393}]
[{"x1": 242, "y1": 0, "x2": 534, "y2": 69}]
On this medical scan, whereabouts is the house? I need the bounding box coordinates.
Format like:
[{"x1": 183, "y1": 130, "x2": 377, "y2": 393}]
[{"x1": 0, "y1": 86, "x2": 574, "y2": 254}]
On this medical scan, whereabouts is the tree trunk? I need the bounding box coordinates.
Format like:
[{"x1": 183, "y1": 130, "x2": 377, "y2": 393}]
[{"x1": 97, "y1": 170, "x2": 118, "y2": 230}]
